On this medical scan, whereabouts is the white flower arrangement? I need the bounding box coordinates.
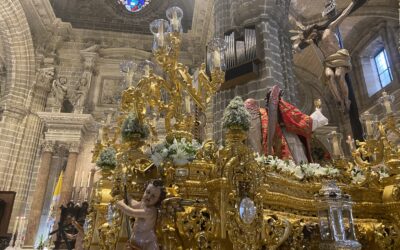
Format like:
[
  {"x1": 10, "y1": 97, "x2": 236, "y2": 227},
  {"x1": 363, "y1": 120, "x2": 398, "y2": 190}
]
[
  {"x1": 151, "y1": 138, "x2": 201, "y2": 167},
  {"x1": 222, "y1": 96, "x2": 251, "y2": 131},
  {"x1": 255, "y1": 154, "x2": 340, "y2": 181},
  {"x1": 350, "y1": 164, "x2": 389, "y2": 184}
]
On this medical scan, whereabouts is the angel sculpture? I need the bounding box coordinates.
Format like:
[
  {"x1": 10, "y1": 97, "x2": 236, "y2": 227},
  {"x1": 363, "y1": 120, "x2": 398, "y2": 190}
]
[
  {"x1": 290, "y1": 0, "x2": 366, "y2": 112},
  {"x1": 116, "y1": 180, "x2": 166, "y2": 250}
]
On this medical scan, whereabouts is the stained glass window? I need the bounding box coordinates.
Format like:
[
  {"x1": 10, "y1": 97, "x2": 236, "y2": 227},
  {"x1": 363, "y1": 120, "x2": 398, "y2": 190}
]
[
  {"x1": 374, "y1": 49, "x2": 392, "y2": 88},
  {"x1": 119, "y1": 0, "x2": 151, "y2": 13}
]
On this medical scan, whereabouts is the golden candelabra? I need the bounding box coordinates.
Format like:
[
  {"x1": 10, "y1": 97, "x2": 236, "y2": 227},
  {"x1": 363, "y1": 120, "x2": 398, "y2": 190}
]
[{"x1": 84, "y1": 6, "x2": 400, "y2": 250}]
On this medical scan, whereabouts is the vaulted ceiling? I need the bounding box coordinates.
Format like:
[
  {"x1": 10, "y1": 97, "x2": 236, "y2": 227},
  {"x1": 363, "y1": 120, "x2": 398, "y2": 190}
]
[{"x1": 50, "y1": 0, "x2": 195, "y2": 34}]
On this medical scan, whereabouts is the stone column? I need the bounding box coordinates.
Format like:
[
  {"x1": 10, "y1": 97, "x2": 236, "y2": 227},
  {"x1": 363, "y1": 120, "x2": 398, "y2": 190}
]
[
  {"x1": 59, "y1": 142, "x2": 80, "y2": 205},
  {"x1": 24, "y1": 141, "x2": 55, "y2": 246}
]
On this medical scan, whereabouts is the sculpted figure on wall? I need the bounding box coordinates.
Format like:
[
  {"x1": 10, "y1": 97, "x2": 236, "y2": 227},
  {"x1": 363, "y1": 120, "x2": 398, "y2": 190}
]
[
  {"x1": 47, "y1": 77, "x2": 68, "y2": 110},
  {"x1": 71, "y1": 77, "x2": 89, "y2": 113},
  {"x1": 37, "y1": 67, "x2": 55, "y2": 91}
]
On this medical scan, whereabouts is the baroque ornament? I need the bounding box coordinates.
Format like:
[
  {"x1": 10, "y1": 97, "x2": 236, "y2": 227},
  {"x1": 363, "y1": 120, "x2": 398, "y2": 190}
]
[{"x1": 83, "y1": 5, "x2": 400, "y2": 250}]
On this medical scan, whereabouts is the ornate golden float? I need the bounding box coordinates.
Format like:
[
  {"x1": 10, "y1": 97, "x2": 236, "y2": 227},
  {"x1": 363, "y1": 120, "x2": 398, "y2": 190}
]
[{"x1": 84, "y1": 6, "x2": 400, "y2": 250}]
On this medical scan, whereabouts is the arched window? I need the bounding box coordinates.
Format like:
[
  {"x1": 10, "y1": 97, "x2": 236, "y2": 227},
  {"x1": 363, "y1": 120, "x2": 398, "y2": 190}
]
[
  {"x1": 373, "y1": 49, "x2": 393, "y2": 88},
  {"x1": 360, "y1": 36, "x2": 394, "y2": 96},
  {"x1": 118, "y1": 0, "x2": 151, "y2": 13}
]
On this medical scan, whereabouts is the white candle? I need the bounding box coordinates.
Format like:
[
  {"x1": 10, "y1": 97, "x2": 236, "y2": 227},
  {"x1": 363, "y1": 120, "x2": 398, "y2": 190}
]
[
  {"x1": 10, "y1": 216, "x2": 19, "y2": 244},
  {"x1": 185, "y1": 95, "x2": 191, "y2": 113},
  {"x1": 158, "y1": 23, "x2": 164, "y2": 47},
  {"x1": 106, "y1": 113, "x2": 112, "y2": 125},
  {"x1": 20, "y1": 217, "x2": 27, "y2": 244},
  {"x1": 171, "y1": 9, "x2": 179, "y2": 31},
  {"x1": 15, "y1": 217, "x2": 25, "y2": 248},
  {"x1": 98, "y1": 127, "x2": 103, "y2": 142},
  {"x1": 72, "y1": 188, "x2": 76, "y2": 202},
  {"x1": 365, "y1": 120, "x2": 373, "y2": 136},
  {"x1": 87, "y1": 172, "x2": 91, "y2": 188},
  {"x1": 330, "y1": 132, "x2": 341, "y2": 157},
  {"x1": 72, "y1": 171, "x2": 77, "y2": 187},
  {"x1": 152, "y1": 116, "x2": 157, "y2": 127},
  {"x1": 332, "y1": 137, "x2": 340, "y2": 157},
  {"x1": 213, "y1": 50, "x2": 221, "y2": 68},
  {"x1": 80, "y1": 172, "x2": 85, "y2": 188},
  {"x1": 144, "y1": 64, "x2": 150, "y2": 77},
  {"x1": 384, "y1": 99, "x2": 392, "y2": 114}
]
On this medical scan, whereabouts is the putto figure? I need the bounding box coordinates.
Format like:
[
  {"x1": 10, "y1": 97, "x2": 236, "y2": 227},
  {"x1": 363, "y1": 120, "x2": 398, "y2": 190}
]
[
  {"x1": 116, "y1": 180, "x2": 166, "y2": 250},
  {"x1": 50, "y1": 77, "x2": 68, "y2": 108},
  {"x1": 291, "y1": 0, "x2": 365, "y2": 111}
]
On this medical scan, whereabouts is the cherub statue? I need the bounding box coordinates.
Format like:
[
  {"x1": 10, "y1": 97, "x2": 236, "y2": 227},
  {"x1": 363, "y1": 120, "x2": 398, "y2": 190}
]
[
  {"x1": 71, "y1": 77, "x2": 89, "y2": 111},
  {"x1": 49, "y1": 77, "x2": 68, "y2": 107},
  {"x1": 291, "y1": 0, "x2": 366, "y2": 111},
  {"x1": 115, "y1": 180, "x2": 166, "y2": 250}
]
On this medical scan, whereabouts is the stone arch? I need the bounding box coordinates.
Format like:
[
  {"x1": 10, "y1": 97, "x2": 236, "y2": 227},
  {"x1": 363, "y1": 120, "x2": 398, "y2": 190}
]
[
  {"x1": 0, "y1": 0, "x2": 36, "y2": 109},
  {"x1": 0, "y1": 0, "x2": 37, "y2": 232}
]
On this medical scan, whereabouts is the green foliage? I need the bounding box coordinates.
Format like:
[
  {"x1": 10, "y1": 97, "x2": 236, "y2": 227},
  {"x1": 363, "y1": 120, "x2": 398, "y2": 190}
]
[
  {"x1": 96, "y1": 147, "x2": 117, "y2": 170},
  {"x1": 121, "y1": 113, "x2": 150, "y2": 141},
  {"x1": 222, "y1": 96, "x2": 251, "y2": 131}
]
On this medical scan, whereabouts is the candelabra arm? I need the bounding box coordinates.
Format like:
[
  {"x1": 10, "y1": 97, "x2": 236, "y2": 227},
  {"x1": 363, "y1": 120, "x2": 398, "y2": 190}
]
[
  {"x1": 385, "y1": 115, "x2": 400, "y2": 137},
  {"x1": 176, "y1": 67, "x2": 205, "y2": 109}
]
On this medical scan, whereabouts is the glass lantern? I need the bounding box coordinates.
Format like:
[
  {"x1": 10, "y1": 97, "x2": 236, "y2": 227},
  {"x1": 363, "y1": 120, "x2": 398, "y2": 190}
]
[
  {"x1": 149, "y1": 19, "x2": 170, "y2": 52},
  {"x1": 316, "y1": 181, "x2": 362, "y2": 250},
  {"x1": 207, "y1": 38, "x2": 227, "y2": 72},
  {"x1": 327, "y1": 131, "x2": 344, "y2": 160},
  {"x1": 359, "y1": 111, "x2": 378, "y2": 140},
  {"x1": 166, "y1": 6, "x2": 183, "y2": 33},
  {"x1": 378, "y1": 91, "x2": 395, "y2": 116},
  {"x1": 342, "y1": 194, "x2": 358, "y2": 242}
]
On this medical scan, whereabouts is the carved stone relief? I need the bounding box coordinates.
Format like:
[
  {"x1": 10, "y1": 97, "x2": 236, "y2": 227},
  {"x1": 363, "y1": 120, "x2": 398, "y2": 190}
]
[{"x1": 99, "y1": 77, "x2": 124, "y2": 105}]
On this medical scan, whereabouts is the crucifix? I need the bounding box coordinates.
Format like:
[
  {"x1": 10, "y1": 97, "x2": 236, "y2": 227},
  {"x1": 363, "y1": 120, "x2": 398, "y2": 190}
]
[{"x1": 327, "y1": 0, "x2": 365, "y2": 142}]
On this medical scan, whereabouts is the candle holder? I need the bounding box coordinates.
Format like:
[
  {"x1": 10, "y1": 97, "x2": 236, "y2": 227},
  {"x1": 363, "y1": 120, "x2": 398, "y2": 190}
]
[
  {"x1": 207, "y1": 38, "x2": 227, "y2": 72},
  {"x1": 359, "y1": 111, "x2": 377, "y2": 140},
  {"x1": 166, "y1": 6, "x2": 183, "y2": 33},
  {"x1": 149, "y1": 19, "x2": 170, "y2": 52},
  {"x1": 327, "y1": 131, "x2": 344, "y2": 160},
  {"x1": 138, "y1": 60, "x2": 155, "y2": 78},
  {"x1": 120, "y1": 60, "x2": 137, "y2": 87},
  {"x1": 378, "y1": 91, "x2": 395, "y2": 116}
]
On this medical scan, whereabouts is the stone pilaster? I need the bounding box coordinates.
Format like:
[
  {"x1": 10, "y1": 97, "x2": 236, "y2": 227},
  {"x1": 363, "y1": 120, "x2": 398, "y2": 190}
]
[{"x1": 25, "y1": 140, "x2": 55, "y2": 246}]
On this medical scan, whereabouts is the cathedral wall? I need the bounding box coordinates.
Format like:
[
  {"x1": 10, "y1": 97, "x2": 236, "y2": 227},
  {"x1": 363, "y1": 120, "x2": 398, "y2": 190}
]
[
  {"x1": 211, "y1": 0, "x2": 296, "y2": 143},
  {"x1": 0, "y1": 0, "x2": 43, "y2": 233}
]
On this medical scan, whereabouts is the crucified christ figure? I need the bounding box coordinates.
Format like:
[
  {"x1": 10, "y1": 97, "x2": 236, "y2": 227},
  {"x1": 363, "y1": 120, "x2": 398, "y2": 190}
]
[{"x1": 292, "y1": 0, "x2": 363, "y2": 112}]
